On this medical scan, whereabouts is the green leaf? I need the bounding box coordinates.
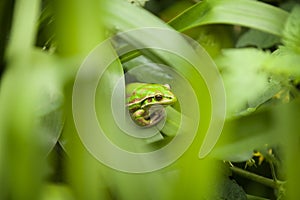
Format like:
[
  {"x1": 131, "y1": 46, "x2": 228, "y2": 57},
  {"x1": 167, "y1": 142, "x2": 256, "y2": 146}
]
[
  {"x1": 105, "y1": 0, "x2": 170, "y2": 31},
  {"x1": 5, "y1": 0, "x2": 41, "y2": 63},
  {"x1": 196, "y1": 162, "x2": 247, "y2": 200},
  {"x1": 282, "y1": 5, "x2": 300, "y2": 54},
  {"x1": 216, "y1": 178, "x2": 247, "y2": 200},
  {"x1": 195, "y1": 25, "x2": 234, "y2": 58},
  {"x1": 212, "y1": 107, "x2": 280, "y2": 162},
  {"x1": 168, "y1": 0, "x2": 289, "y2": 36},
  {"x1": 215, "y1": 48, "x2": 274, "y2": 116},
  {"x1": 280, "y1": 100, "x2": 300, "y2": 199},
  {"x1": 41, "y1": 184, "x2": 74, "y2": 200},
  {"x1": 236, "y1": 29, "x2": 281, "y2": 49},
  {"x1": 266, "y1": 49, "x2": 300, "y2": 79}
]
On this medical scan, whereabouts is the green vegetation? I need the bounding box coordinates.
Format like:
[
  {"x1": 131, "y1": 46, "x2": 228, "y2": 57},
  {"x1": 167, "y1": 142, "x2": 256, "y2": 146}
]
[{"x1": 1, "y1": 0, "x2": 300, "y2": 199}]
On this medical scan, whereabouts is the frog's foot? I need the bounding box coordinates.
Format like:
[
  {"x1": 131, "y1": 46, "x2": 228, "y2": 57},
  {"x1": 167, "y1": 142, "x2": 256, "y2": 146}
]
[
  {"x1": 147, "y1": 109, "x2": 165, "y2": 127},
  {"x1": 131, "y1": 108, "x2": 165, "y2": 127},
  {"x1": 131, "y1": 109, "x2": 150, "y2": 126},
  {"x1": 134, "y1": 117, "x2": 151, "y2": 126}
]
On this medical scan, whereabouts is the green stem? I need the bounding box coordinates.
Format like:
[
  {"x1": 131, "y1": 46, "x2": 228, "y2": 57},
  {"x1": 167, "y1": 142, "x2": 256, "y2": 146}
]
[
  {"x1": 269, "y1": 160, "x2": 278, "y2": 182},
  {"x1": 119, "y1": 49, "x2": 142, "y2": 63},
  {"x1": 230, "y1": 165, "x2": 284, "y2": 189},
  {"x1": 5, "y1": 0, "x2": 40, "y2": 65},
  {"x1": 246, "y1": 194, "x2": 270, "y2": 200}
]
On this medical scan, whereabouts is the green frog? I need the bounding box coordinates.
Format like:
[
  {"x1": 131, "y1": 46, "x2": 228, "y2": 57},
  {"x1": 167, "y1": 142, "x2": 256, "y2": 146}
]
[{"x1": 126, "y1": 83, "x2": 177, "y2": 127}]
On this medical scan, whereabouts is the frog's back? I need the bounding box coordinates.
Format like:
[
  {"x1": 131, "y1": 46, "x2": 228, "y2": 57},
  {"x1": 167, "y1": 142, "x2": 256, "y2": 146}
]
[
  {"x1": 126, "y1": 83, "x2": 156, "y2": 105},
  {"x1": 126, "y1": 83, "x2": 148, "y2": 97}
]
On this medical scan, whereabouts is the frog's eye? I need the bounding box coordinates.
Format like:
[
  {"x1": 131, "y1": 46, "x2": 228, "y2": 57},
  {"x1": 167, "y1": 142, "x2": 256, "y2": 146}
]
[{"x1": 155, "y1": 94, "x2": 163, "y2": 101}]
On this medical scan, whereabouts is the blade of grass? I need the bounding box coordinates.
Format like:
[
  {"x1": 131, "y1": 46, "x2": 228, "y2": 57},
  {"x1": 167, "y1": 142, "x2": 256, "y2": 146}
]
[
  {"x1": 5, "y1": 0, "x2": 40, "y2": 65},
  {"x1": 275, "y1": 100, "x2": 300, "y2": 199},
  {"x1": 0, "y1": 0, "x2": 46, "y2": 199},
  {"x1": 55, "y1": 0, "x2": 114, "y2": 199}
]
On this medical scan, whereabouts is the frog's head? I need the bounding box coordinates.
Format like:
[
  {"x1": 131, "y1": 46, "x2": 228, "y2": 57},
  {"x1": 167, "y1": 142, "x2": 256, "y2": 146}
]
[
  {"x1": 140, "y1": 84, "x2": 177, "y2": 109},
  {"x1": 127, "y1": 83, "x2": 177, "y2": 109}
]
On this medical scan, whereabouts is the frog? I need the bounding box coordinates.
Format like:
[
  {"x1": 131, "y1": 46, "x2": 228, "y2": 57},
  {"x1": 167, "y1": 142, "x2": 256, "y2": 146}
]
[{"x1": 126, "y1": 82, "x2": 177, "y2": 127}]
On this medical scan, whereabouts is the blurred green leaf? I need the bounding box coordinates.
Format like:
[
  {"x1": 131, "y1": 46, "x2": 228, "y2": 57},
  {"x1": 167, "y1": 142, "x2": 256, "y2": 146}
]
[
  {"x1": 54, "y1": 0, "x2": 112, "y2": 199},
  {"x1": 262, "y1": 5, "x2": 300, "y2": 81},
  {"x1": 168, "y1": 0, "x2": 289, "y2": 36},
  {"x1": 5, "y1": 0, "x2": 40, "y2": 64},
  {"x1": 122, "y1": 56, "x2": 175, "y2": 82},
  {"x1": 105, "y1": 0, "x2": 170, "y2": 31},
  {"x1": 55, "y1": 0, "x2": 104, "y2": 56},
  {"x1": 159, "y1": 0, "x2": 194, "y2": 22},
  {"x1": 215, "y1": 48, "x2": 275, "y2": 115},
  {"x1": 0, "y1": 0, "x2": 53, "y2": 199},
  {"x1": 267, "y1": 100, "x2": 300, "y2": 199},
  {"x1": 189, "y1": 162, "x2": 247, "y2": 200},
  {"x1": 212, "y1": 108, "x2": 277, "y2": 162},
  {"x1": 236, "y1": 29, "x2": 281, "y2": 49},
  {"x1": 281, "y1": 5, "x2": 300, "y2": 54},
  {"x1": 195, "y1": 25, "x2": 234, "y2": 58},
  {"x1": 41, "y1": 184, "x2": 75, "y2": 200},
  {"x1": 266, "y1": 50, "x2": 300, "y2": 79}
]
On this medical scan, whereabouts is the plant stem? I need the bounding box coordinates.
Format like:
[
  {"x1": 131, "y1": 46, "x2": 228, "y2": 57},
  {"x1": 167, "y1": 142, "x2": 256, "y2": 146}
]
[
  {"x1": 6, "y1": 0, "x2": 40, "y2": 66},
  {"x1": 269, "y1": 160, "x2": 278, "y2": 182},
  {"x1": 230, "y1": 165, "x2": 284, "y2": 189},
  {"x1": 246, "y1": 194, "x2": 270, "y2": 200},
  {"x1": 119, "y1": 49, "x2": 141, "y2": 63}
]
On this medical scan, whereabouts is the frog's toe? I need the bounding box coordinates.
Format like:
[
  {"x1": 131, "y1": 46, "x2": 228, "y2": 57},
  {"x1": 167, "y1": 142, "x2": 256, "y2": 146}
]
[
  {"x1": 134, "y1": 116, "x2": 150, "y2": 126},
  {"x1": 132, "y1": 109, "x2": 145, "y2": 118}
]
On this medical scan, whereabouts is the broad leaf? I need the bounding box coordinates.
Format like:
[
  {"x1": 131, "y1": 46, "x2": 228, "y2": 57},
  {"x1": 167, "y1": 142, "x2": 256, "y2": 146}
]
[{"x1": 168, "y1": 0, "x2": 289, "y2": 36}]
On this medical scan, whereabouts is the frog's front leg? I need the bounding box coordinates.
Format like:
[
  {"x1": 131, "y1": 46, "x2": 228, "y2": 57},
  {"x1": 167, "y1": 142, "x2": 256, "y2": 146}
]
[{"x1": 131, "y1": 109, "x2": 150, "y2": 126}]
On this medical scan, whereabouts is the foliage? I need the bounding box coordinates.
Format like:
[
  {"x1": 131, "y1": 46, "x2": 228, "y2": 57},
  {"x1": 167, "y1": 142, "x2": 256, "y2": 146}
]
[{"x1": 1, "y1": 0, "x2": 300, "y2": 200}]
